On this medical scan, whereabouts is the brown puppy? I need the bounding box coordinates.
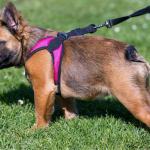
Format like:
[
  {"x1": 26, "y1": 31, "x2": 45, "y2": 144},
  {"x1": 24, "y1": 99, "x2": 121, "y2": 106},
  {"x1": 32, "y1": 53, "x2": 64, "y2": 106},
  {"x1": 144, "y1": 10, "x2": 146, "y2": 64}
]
[{"x1": 0, "y1": 3, "x2": 150, "y2": 130}]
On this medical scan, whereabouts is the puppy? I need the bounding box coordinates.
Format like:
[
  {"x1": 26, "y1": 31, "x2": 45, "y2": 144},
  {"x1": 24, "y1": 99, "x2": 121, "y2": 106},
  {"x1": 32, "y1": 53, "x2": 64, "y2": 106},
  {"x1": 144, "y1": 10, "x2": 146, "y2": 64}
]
[{"x1": 0, "y1": 2, "x2": 150, "y2": 130}]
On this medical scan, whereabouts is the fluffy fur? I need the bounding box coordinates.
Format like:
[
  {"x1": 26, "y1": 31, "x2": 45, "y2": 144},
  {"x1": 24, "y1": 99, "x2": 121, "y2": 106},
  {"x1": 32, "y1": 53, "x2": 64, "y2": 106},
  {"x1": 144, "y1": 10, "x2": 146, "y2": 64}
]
[{"x1": 0, "y1": 3, "x2": 150, "y2": 130}]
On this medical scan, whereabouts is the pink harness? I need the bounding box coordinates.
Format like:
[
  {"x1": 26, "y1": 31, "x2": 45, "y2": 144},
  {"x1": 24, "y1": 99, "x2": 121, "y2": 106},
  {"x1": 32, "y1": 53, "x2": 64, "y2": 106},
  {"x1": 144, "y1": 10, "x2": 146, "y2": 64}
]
[
  {"x1": 26, "y1": 37, "x2": 63, "y2": 94},
  {"x1": 26, "y1": 24, "x2": 97, "y2": 94}
]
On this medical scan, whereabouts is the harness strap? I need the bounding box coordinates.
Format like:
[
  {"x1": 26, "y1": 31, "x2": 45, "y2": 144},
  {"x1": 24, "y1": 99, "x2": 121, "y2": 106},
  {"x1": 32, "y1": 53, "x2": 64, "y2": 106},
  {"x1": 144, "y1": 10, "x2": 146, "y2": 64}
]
[
  {"x1": 67, "y1": 24, "x2": 97, "y2": 37},
  {"x1": 47, "y1": 24, "x2": 97, "y2": 53}
]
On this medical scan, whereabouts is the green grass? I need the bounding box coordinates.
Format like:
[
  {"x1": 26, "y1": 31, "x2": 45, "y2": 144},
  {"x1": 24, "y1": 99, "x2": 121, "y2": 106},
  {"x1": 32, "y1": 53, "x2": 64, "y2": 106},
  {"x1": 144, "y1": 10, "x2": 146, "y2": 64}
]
[{"x1": 1, "y1": 0, "x2": 150, "y2": 149}]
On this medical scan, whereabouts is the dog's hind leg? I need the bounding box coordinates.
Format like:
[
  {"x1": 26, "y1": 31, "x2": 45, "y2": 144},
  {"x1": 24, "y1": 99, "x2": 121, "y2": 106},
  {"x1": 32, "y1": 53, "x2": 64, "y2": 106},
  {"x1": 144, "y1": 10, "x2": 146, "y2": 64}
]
[
  {"x1": 56, "y1": 95, "x2": 78, "y2": 119},
  {"x1": 108, "y1": 65, "x2": 150, "y2": 127},
  {"x1": 113, "y1": 88, "x2": 150, "y2": 127}
]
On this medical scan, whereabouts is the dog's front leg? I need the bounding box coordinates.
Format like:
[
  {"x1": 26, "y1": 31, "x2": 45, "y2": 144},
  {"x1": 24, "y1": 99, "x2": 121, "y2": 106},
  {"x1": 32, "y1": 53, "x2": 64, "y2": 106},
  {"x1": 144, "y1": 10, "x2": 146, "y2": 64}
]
[
  {"x1": 25, "y1": 50, "x2": 56, "y2": 130},
  {"x1": 32, "y1": 84, "x2": 56, "y2": 130}
]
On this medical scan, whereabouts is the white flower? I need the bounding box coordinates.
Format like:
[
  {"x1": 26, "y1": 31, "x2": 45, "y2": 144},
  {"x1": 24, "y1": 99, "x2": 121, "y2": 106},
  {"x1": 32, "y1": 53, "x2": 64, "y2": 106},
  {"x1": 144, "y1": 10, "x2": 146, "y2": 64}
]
[
  {"x1": 109, "y1": 3, "x2": 115, "y2": 8},
  {"x1": 127, "y1": 18, "x2": 132, "y2": 22},
  {"x1": 18, "y1": 99, "x2": 24, "y2": 105},
  {"x1": 132, "y1": 25, "x2": 137, "y2": 30},
  {"x1": 114, "y1": 27, "x2": 120, "y2": 33},
  {"x1": 142, "y1": 23, "x2": 148, "y2": 29},
  {"x1": 4, "y1": 76, "x2": 7, "y2": 78},
  {"x1": 145, "y1": 14, "x2": 150, "y2": 20},
  {"x1": 128, "y1": 10, "x2": 134, "y2": 15},
  {"x1": 22, "y1": 71, "x2": 25, "y2": 75}
]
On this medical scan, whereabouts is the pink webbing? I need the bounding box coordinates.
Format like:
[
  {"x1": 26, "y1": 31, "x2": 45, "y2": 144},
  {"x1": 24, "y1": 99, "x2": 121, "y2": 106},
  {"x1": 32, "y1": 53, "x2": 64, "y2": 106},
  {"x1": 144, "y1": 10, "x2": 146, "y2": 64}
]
[{"x1": 27, "y1": 37, "x2": 62, "y2": 82}]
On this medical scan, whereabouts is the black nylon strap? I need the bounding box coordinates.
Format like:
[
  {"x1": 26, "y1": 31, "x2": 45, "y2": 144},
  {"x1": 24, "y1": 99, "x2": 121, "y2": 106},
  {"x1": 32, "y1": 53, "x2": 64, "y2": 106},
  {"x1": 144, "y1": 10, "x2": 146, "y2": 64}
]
[
  {"x1": 75, "y1": 28, "x2": 84, "y2": 35},
  {"x1": 47, "y1": 24, "x2": 97, "y2": 53},
  {"x1": 47, "y1": 35, "x2": 65, "y2": 52},
  {"x1": 46, "y1": 24, "x2": 97, "y2": 95},
  {"x1": 27, "y1": 46, "x2": 47, "y2": 59},
  {"x1": 111, "y1": 6, "x2": 150, "y2": 27},
  {"x1": 66, "y1": 24, "x2": 97, "y2": 38},
  {"x1": 56, "y1": 43, "x2": 64, "y2": 95}
]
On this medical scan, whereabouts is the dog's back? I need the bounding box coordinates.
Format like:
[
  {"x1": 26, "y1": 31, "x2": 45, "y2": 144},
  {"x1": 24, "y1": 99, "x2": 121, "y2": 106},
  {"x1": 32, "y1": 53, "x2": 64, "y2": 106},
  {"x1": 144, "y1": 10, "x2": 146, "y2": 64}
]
[{"x1": 61, "y1": 36, "x2": 149, "y2": 99}]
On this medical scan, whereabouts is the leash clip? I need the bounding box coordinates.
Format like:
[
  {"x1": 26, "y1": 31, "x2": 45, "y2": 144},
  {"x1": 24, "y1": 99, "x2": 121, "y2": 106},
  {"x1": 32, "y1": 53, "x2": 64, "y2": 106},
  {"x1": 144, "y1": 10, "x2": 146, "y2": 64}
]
[
  {"x1": 105, "y1": 19, "x2": 113, "y2": 28},
  {"x1": 94, "y1": 19, "x2": 113, "y2": 29}
]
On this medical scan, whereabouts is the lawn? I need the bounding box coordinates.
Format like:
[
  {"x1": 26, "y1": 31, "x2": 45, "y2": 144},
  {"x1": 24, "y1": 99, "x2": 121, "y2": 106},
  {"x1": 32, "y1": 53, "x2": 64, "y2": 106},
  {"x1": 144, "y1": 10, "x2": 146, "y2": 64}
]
[{"x1": 1, "y1": 0, "x2": 150, "y2": 149}]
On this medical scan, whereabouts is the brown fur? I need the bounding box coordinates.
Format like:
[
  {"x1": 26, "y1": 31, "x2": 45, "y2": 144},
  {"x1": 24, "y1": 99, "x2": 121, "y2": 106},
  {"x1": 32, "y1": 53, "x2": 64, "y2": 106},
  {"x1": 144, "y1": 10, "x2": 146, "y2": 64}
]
[{"x1": 0, "y1": 3, "x2": 150, "y2": 130}]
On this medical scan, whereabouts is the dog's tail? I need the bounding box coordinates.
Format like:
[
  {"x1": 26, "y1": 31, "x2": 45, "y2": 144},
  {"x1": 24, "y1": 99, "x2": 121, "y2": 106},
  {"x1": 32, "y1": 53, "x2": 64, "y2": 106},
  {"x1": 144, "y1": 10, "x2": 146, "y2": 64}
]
[
  {"x1": 125, "y1": 45, "x2": 150, "y2": 75},
  {"x1": 125, "y1": 45, "x2": 143, "y2": 63}
]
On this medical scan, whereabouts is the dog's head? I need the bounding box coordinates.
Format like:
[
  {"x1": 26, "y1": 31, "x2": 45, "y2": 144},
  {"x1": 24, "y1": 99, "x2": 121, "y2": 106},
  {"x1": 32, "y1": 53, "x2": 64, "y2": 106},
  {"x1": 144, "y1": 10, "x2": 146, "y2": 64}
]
[{"x1": 0, "y1": 2, "x2": 28, "y2": 69}]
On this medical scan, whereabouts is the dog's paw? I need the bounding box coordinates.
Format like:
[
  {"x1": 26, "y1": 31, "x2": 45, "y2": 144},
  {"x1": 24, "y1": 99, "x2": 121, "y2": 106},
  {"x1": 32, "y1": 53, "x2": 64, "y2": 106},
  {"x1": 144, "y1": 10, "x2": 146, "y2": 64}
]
[
  {"x1": 65, "y1": 112, "x2": 78, "y2": 120},
  {"x1": 27, "y1": 123, "x2": 49, "y2": 131}
]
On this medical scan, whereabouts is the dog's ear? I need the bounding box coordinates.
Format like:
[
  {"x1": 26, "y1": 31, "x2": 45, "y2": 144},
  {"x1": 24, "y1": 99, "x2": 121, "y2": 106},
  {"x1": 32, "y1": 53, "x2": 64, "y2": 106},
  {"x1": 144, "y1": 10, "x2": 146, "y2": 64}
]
[{"x1": 0, "y1": 2, "x2": 24, "y2": 34}]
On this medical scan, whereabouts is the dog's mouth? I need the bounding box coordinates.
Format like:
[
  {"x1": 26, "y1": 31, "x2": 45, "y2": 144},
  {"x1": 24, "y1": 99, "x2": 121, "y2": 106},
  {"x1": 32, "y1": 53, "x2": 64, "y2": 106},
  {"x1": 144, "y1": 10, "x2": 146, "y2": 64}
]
[
  {"x1": 0, "y1": 49, "x2": 16, "y2": 69},
  {"x1": 0, "y1": 58, "x2": 13, "y2": 69}
]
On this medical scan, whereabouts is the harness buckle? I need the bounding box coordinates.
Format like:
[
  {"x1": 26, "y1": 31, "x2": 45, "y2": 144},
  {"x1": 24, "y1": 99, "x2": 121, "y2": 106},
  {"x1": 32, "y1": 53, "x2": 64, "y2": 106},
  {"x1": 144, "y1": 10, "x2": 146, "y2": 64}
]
[
  {"x1": 89, "y1": 24, "x2": 97, "y2": 33},
  {"x1": 57, "y1": 32, "x2": 68, "y2": 40}
]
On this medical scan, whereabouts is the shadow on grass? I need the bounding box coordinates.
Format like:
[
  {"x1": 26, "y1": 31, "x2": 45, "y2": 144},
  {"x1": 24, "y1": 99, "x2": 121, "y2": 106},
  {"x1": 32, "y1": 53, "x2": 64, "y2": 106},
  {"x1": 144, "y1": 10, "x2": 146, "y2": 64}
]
[
  {"x1": 0, "y1": 83, "x2": 148, "y2": 130},
  {"x1": 0, "y1": 83, "x2": 34, "y2": 104},
  {"x1": 76, "y1": 98, "x2": 147, "y2": 130}
]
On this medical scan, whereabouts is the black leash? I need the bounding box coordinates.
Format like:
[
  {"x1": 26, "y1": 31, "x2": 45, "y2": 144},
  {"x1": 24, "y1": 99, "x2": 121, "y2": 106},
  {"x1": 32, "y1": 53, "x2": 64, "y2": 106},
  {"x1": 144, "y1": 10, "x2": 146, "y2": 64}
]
[
  {"x1": 49, "y1": 5, "x2": 150, "y2": 54},
  {"x1": 94, "y1": 6, "x2": 150, "y2": 29},
  {"x1": 51, "y1": 5, "x2": 150, "y2": 45}
]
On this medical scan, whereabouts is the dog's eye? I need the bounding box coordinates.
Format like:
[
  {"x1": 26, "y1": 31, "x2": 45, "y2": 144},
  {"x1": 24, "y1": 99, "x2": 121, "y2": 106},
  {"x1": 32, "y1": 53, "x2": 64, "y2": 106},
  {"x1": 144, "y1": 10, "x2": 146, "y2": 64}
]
[{"x1": 0, "y1": 41, "x2": 6, "y2": 47}]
